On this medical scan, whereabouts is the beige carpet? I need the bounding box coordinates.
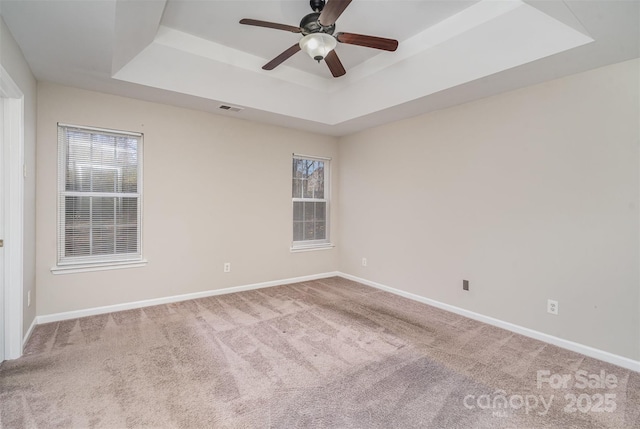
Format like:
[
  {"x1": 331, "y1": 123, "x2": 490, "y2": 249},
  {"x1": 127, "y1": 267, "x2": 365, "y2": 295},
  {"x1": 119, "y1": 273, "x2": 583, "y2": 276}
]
[{"x1": 1, "y1": 277, "x2": 638, "y2": 428}]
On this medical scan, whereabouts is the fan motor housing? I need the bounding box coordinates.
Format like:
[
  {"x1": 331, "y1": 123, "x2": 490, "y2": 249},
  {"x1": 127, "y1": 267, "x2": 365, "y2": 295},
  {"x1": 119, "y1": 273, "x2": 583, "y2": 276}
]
[
  {"x1": 309, "y1": 0, "x2": 325, "y2": 12},
  {"x1": 300, "y1": 12, "x2": 335, "y2": 35}
]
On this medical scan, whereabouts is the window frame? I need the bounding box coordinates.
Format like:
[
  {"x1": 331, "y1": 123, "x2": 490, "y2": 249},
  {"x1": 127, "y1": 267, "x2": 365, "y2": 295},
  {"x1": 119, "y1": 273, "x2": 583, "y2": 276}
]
[
  {"x1": 52, "y1": 123, "x2": 146, "y2": 274},
  {"x1": 291, "y1": 153, "x2": 333, "y2": 251}
]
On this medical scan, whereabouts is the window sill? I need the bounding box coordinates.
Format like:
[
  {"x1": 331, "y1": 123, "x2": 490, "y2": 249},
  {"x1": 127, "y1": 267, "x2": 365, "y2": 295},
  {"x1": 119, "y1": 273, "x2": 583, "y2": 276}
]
[
  {"x1": 290, "y1": 243, "x2": 335, "y2": 253},
  {"x1": 51, "y1": 259, "x2": 148, "y2": 275}
]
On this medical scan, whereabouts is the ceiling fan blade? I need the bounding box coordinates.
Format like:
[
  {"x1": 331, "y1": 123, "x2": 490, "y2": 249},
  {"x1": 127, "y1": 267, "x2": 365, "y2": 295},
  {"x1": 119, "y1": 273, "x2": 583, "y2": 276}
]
[
  {"x1": 324, "y1": 50, "x2": 346, "y2": 78},
  {"x1": 240, "y1": 18, "x2": 302, "y2": 33},
  {"x1": 262, "y1": 44, "x2": 302, "y2": 70},
  {"x1": 318, "y1": 0, "x2": 352, "y2": 27},
  {"x1": 336, "y1": 32, "x2": 398, "y2": 51}
]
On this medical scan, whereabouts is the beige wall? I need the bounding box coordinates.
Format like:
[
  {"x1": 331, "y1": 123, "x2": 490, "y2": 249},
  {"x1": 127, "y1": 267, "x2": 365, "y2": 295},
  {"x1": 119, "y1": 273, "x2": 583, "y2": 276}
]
[
  {"x1": 338, "y1": 59, "x2": 640, "y2": 360},
  {"x1": 1, "y1": 17, "x2": 37, "y2": 337},
  {"x1": 36, "y1": 82, "x2": 339, "y2": 315}
]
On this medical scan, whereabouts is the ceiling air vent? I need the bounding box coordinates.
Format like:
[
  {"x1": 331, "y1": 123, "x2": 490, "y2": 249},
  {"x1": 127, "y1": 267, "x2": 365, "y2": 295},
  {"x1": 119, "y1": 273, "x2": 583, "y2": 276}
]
[{"x1": 218, "y1": 104, "x2": 244, "y2": 113}]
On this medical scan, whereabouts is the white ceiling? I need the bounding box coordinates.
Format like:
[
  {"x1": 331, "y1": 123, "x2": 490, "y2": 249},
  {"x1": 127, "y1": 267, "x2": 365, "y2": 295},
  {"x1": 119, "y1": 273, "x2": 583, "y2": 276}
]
[{"x1": 1, "y1": 0, "x2": 638, "y2": 136}]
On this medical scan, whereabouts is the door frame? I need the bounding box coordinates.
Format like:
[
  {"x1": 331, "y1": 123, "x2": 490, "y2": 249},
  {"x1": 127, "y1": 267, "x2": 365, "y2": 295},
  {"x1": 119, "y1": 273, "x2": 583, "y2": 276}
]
[{"x1": 1, "y1": 65, "x2": 24, "y2": 361}]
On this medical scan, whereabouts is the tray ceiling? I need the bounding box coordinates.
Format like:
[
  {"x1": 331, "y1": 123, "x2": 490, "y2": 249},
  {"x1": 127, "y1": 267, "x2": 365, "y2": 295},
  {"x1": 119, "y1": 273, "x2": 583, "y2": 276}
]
[{"x1": 1, "y1": 0, "x2": 638, "y2": 136}]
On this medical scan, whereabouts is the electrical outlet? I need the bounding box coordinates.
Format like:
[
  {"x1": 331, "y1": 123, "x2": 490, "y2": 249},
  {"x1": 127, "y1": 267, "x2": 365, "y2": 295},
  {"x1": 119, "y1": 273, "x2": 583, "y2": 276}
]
[
  {"x1": 224, "y1": 262, "x2": 231, "y2": 273},
  {"x1": 362, "y1": 257, "x2": 367, "y2": 267},
  {"x1": 547, "y1": 299, "x2": 558, "y2": 315},
  {"x1": 27, "y1": 290, "x2": 31, "y2": 307},
  {"x1": 463, "y1": 280, "x2": 469, "y2": 291}
]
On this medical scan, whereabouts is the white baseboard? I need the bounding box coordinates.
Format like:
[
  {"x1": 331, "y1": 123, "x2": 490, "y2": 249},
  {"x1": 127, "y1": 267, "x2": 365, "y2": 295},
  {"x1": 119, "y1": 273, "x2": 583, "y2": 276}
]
[
  {"x1": 23, "y1": 317, "x2": 37, "y2": 349},
  {"x1": 36, "y1": 271, "x2": 340, "y2": 325},
  {"x1": 338, "y1": 272, "x2": 640, "y2": 373}
]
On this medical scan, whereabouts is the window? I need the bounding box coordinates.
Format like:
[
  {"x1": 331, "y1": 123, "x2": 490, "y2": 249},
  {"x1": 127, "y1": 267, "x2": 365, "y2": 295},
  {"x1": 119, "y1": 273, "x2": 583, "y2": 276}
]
[
  {"x1": 55, "y1": 124, "x2": 144, "y2": 272},
  {"x1": 292, "y1": 155, "x2": 331, "y2": 249}
]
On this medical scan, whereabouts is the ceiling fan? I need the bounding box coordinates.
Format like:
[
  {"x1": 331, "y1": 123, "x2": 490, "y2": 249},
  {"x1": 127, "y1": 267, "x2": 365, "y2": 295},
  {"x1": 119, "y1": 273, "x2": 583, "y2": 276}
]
[{"x1": 240, "y1": 0, "x2": 398, "y2": 78}]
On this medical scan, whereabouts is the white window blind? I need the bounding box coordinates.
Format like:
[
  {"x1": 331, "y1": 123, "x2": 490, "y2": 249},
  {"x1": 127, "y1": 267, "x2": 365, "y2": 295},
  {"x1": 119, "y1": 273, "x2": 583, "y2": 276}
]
[
  {"x1": 292, "y1": 155, "x2": 330, "y2": 247},
  {"x1": 57, "y1": 124, "x2": 143, "y2": 266}
]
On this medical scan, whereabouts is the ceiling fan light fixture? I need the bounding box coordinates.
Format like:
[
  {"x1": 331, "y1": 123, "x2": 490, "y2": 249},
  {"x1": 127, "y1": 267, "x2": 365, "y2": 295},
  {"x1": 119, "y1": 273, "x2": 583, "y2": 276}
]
[
  {"x1": 299, "y1": 33, "x2": 337, "y2": 62},
  {"x1": 240, "y1": 0, "x2": 398, "y2": 76}
]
